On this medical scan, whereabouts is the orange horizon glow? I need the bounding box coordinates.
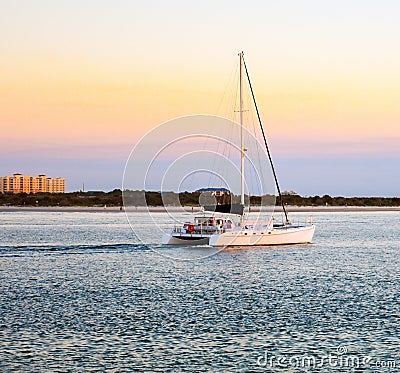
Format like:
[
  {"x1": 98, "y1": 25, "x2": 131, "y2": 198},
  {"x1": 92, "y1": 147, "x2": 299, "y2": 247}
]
[
  {"x1": 1, "y1": 56, "x2": 399, "y2": 146},
  {"x1": 1, "y1": 1, "x2": 399, "y2": 194}
]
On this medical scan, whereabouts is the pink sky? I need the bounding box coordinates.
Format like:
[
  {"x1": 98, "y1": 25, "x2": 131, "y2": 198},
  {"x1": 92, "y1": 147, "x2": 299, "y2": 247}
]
[{"x1": 1, "y1": 1, "x2": 399, "y2": 194}]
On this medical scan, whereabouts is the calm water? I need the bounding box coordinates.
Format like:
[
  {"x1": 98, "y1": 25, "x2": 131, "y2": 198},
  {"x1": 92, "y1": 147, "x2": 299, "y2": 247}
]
[{"x1": 0, "y1": 211, "x2": 399, "y2": 372}]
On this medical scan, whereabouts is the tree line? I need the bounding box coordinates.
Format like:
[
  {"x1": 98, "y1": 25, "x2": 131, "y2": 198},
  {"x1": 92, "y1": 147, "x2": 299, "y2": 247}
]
[{"x1": 1, "y1": 190, "x2": 399, "y2": 207}]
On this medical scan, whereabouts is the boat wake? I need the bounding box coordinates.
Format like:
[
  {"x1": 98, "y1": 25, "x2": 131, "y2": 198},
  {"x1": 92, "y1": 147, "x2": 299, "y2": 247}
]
[{"x1": 0, "y1": 243, "x2": 150, "y2": 255}]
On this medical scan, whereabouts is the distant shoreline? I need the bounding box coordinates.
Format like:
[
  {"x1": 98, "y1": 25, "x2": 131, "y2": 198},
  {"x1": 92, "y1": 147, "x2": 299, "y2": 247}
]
[
  {"x1": 1, "y1": 206, "x2": 399, "y2": 213},
  {"x1": 2, "y1": 191, "x2": 399, "y2": 210}
]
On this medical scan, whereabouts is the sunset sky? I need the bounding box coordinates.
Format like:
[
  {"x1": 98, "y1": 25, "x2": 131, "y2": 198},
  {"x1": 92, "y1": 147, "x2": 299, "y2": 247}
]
[{"x1": 1, "y1": 1, "x2": 399, "y2": 196}]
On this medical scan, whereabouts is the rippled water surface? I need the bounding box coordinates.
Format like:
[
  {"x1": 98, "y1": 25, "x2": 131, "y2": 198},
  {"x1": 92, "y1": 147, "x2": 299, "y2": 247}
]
[{"x1": 0, "y1": 211, "x2": 399, "y2": 372}]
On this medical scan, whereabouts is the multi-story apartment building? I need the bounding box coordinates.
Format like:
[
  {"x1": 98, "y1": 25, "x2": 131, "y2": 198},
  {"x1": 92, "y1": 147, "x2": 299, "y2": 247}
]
[
  {"x1": 46, "y1": 177, "x2": 66, "y2": 193},
  {"x1": 0, "y1": 174, "x2": 65, "y2": 194}
]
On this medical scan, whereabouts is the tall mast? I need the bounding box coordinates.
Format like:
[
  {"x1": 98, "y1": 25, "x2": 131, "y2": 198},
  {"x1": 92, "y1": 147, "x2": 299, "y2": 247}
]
[
  {"x1": 242, "y1": 56, "x2": 290, "y2": 224},
  {"x1": 239, "y1": 51, "x2": 245, "y2": 206}
]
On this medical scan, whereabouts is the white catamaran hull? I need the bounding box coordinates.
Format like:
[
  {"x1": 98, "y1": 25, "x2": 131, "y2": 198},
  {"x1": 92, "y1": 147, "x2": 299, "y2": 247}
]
[
  {"x1": 209, "y1": 225, "x2": 315, "y2": 247},
  {"x1": 162, "y1": 232, "x2": 210, "y2": 245}
]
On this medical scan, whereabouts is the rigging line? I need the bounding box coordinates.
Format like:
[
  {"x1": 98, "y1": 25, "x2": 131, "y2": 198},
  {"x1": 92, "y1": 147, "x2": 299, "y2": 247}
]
[
  {"x1": 206, "y1": 64, "x2": 238, "y2": 190},
  {"x1": 242, "y1": 57, "x2": 289, "y2": 224},
  {"x1": 225, "y1": 67, "x2": 241, "y2": 188},
  {"x1": 251, "y1": 112, "x2": 266, "y2": 195},
  {"x1": 215, "y1": 61, "x2": 238, "y2": 116},
  {"x1": 209, "y1": 66, "x2": 238, "y2": 189},
  {"x1": 220, "y1": 67, "x2": 238, "y2": 185},
  {"x1": 244, "y1": 82, "x2": 269, "y2": 203},
  {"x1": 245, "y1": 86, "x2": 265, "y2": 197}
]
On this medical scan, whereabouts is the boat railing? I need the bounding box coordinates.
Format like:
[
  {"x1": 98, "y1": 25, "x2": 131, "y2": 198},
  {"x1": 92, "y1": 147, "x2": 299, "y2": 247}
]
[
  {"x1": 172, "y1": 224, "x2": 226, "y2": 235},
  {"x1": 273, "y1": 216, "x2": 314, "y2": 228}
]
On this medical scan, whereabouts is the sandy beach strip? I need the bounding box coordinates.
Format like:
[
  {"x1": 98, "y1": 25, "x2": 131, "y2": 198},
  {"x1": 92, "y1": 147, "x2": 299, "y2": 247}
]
[{"x1": 0, "y1": 205, "x2": 399, "y2": 213}]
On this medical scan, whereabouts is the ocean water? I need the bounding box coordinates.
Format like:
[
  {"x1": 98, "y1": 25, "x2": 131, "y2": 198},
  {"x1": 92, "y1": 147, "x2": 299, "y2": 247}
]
[{"x1": 0, "y1": 211, "x2": 399, "y2": 372}]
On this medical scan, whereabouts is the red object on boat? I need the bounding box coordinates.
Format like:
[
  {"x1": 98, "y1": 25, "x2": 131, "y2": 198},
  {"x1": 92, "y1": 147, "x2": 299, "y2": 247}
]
[{"x1": 187, "y1": 224, "x2": 195, "y2": 232}]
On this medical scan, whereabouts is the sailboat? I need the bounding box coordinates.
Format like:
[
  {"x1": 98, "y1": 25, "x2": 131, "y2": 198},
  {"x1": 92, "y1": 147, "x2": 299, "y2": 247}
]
[{"x1": 162, "y1": 52, "x2": 315, "y2": 247}]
